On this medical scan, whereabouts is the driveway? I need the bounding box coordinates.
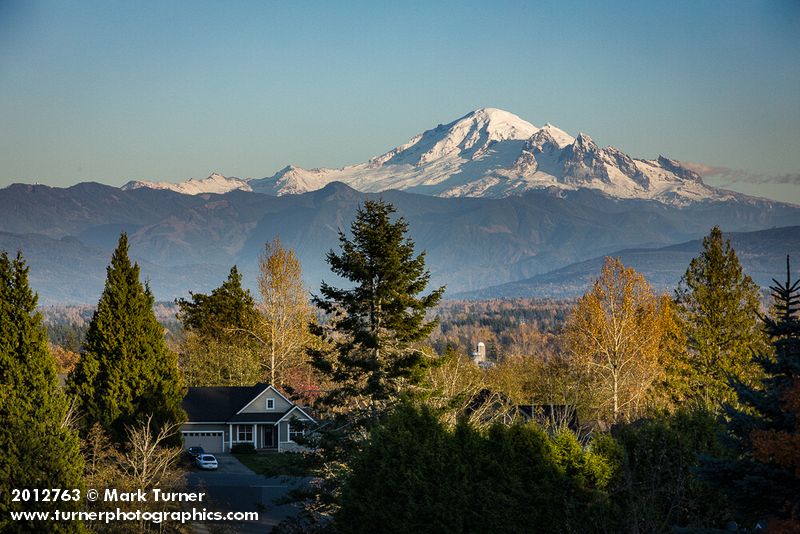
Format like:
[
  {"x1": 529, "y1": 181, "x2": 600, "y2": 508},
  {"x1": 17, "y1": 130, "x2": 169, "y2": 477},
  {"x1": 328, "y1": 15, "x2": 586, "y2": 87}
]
[{"x1": 185, "y1": 454, "x2": 309, "y2": 533}]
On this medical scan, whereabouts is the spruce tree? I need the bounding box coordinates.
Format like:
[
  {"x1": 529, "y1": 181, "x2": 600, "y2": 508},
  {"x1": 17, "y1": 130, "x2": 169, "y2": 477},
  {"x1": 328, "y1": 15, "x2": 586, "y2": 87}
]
[
  {"x1": 705, "y1": 257, "x2": 800, "y2": 529},
  {"x1": 0, "y1": 251, "x2": 84, "y2": 533},
  {"x1": 67, "y1": 234, "x2": 185, "y2": 444},
  {"x1": 310, "y1": 199, "x2": 445, "y2": 415},
  {"x1": 673, "y1": 226, "x2": 767, "y2": 410}
]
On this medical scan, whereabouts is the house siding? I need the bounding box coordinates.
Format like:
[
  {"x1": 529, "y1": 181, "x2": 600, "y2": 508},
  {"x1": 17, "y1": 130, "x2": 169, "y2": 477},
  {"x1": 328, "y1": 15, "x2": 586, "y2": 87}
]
[
  {"x1": 240, "y1": 387, "x2": 293, "y2": 413},
  {"x1": 277, "y1": 412, "x2": 314, "y2": 452},
  {"x1": 278, "y1": 421, "x2": 288, "y2": 443}
]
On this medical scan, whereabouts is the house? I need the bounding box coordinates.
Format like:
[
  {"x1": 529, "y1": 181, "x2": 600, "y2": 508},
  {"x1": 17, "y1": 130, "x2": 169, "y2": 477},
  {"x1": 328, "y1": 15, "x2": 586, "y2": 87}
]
[{"x1": 181, "y1": 383, "x2": 315, "y2": 453}]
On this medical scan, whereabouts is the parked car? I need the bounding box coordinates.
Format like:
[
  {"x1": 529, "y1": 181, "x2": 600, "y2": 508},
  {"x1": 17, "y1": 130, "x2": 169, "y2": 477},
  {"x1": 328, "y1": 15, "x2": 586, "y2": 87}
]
[
  {"x1": 186, "y1": 446, "x2": 205, "y2": 459},
  {"x1": 196, "y1": 454, "x2": 218, "y2": 470}
]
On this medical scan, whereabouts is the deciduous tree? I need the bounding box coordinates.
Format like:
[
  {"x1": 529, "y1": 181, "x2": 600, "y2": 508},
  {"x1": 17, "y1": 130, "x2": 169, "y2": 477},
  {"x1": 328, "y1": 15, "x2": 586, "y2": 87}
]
[
  {"x1": 256, "y1": 237, "x2": 314, "y2": 387},
  {"x1": 564, "y1": 257, "x2": 676, "y2": 424}
]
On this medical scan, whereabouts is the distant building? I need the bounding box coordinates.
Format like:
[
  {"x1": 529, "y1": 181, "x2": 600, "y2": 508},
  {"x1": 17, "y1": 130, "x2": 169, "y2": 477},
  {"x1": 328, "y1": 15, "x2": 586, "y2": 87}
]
[{"x1": 471, "y1": 342, "x2": 493, "y2": 368}]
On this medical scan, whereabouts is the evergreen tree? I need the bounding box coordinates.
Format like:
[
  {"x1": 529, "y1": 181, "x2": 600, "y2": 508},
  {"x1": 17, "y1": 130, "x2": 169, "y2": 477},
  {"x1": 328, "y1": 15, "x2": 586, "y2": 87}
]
[
  {"x1": 310, "y1": 200, "x2": 445, "y2": 415},
  {"x1": 67, "y1": 234, "x2": 185, "y2": 444},
  {"x1": 176, "y1": 265, "x2": 258, "y2": 342},
  {"x1": 705, "y1": 256, "x2": 800, "y2": 530},
  {"x1": 673, "y1": 226, "x2": 767, "y2": 410},
  {"x1": 337, "y1": 404, "x2": 618, "y2": 533},
  {"x1": 612, "y1": 409, "x2": 731, "y2": 532},
  {"x1": 0, "y1": 251, "x2": 84, "y2": 533},
  {"x1": 176, "y1": 266, "x2": 262, "y2": 387}
]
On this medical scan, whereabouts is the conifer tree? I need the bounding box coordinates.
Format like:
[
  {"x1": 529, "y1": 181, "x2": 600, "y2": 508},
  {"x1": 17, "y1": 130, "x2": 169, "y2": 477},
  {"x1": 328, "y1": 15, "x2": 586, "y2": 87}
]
[
  {"x1": 310, "y1": 200, "x2": 445, "y2": 416},
  {"x1": 68, "y1": 234, "x2": 185, "y2": 444},
  {"x1": 0, "y1": 251, "x2": 84, "y2": 533},
  {"x1": 176, "y1": 265, "x2": 258, "y2": 342},
  {"x1": 673, "y1": 226, "x2": 767, "y2": 410},
  {"x1": 705, "y1": 257, "x2": 800, "y2": 530},
  {"x1": 177, "y1": 266, "x2": 261, "y2": 387}
]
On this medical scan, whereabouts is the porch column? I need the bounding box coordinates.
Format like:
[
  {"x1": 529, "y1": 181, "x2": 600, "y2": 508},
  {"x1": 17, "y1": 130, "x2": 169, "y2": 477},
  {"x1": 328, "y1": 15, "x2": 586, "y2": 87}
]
[{"x1": 228, "y1": 424, "x2": 232, "y2": 451}]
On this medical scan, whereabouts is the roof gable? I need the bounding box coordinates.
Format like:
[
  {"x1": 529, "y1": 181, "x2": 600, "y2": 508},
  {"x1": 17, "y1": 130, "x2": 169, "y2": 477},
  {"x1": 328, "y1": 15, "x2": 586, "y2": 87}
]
[
  {"x1": 277, "y1": 405, "x2": 316, "y2": 424},
  {"x1": 236, "y1": 385, "x2": 294, "y2": 414},
  {"x1": 183, "y1": 384, "x2": 302, "y2": 423}
]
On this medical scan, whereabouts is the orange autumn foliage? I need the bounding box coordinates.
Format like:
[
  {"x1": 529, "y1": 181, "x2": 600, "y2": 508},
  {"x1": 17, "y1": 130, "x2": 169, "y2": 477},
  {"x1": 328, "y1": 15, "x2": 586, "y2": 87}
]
[{"x1": 751, "y1": 378, "x2": 800, "y2": 479}]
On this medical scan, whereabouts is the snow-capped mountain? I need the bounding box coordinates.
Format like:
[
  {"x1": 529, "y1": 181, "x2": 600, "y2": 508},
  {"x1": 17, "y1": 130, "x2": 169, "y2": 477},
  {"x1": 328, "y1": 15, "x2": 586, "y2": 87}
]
[
  {"x1": 122, "y1": 173, "x2": 252, "y2": 195},
  {"x1": 118, "y1": 108, "x2": 734, "y2": 204},
  {"x1": 248, "y1": 108, "x2": 727, "y2": 204}
]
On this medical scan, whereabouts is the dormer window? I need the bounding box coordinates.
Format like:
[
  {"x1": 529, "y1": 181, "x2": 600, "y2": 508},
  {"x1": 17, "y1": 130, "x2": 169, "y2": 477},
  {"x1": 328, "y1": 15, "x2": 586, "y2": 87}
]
[{"x1": 266, "y1": 398, "x2": 275, "y2": 410}]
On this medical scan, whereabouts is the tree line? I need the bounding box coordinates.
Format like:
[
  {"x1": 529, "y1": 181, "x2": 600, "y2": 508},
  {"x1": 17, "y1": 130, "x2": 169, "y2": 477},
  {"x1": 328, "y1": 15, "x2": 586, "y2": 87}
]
[
  {"x1": 1, "y1": 235, "x2": 186, "y2": 533},
  {"x1": 1, "y1": 200, "x2": 798, "y2": 532}
]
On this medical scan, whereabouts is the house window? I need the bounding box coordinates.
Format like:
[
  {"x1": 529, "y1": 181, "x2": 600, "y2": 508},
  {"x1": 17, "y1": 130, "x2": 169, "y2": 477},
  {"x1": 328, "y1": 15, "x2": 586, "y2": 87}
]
[
  {"x1": 236, "y1": 425, "x2": 253, "y2": 442},
  {"x1": 266, "y1": 398, "x2": 275, "y2": 410},
  {"x1": 288, "y1": 422, "x2": 305, "y2": 442}
]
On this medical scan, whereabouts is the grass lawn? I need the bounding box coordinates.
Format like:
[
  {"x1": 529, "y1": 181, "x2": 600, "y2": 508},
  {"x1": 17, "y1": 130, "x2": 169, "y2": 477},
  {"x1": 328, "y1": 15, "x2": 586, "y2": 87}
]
[{"x1": 234, "y1": 452, "x2": 319, "y2": 477}]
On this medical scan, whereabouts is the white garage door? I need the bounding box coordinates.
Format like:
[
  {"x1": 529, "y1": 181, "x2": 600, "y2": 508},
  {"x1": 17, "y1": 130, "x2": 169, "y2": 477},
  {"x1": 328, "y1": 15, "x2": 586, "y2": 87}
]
[{"x1": 182, "y1": 431, "x2": 224, "y2": 453}]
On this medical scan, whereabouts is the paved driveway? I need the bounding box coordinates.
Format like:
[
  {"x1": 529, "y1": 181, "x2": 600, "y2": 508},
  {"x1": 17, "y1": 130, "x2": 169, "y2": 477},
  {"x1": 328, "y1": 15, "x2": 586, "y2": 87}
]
[{"x1": 185, "y1": 454, "x2": 308, "y2": 533}]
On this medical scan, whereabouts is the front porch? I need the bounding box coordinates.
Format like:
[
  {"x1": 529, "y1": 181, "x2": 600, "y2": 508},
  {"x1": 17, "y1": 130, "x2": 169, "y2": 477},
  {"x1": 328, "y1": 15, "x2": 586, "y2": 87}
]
[
  {"x1": 230, "y1": 422, "x2": 278, "y2": 450},
  {"x1": 228, "y1": 421, "x2": 306, "y2": 452}
]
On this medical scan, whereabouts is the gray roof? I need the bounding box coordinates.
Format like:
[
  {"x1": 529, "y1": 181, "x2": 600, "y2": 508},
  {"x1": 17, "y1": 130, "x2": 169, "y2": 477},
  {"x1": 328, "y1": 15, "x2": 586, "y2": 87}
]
[{"x1": 182, "y1": 384, "x2": 288, "y2": 423}]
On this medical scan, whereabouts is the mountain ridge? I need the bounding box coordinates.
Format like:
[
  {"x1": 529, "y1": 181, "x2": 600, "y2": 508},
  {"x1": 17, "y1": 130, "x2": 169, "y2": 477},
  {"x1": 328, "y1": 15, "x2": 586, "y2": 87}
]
[
  {"x1": 1, "y1": 182, "x2": 799, "y2": 304},
  {"x1": 116, "y1": 108, "x2": 759, "y2": 206},
  {"x1": 454, "y1": 226, "x2": 800, "y2": 300}
]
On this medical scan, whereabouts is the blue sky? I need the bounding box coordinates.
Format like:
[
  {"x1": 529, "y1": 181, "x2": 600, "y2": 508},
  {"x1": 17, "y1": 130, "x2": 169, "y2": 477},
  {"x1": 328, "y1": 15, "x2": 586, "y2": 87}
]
[{"x1": 2, "y1": 0, "x2": 799, "y2": 202}]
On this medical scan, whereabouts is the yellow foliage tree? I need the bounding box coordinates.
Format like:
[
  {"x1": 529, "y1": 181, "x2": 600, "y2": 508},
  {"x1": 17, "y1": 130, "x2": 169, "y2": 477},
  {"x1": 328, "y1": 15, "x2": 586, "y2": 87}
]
[
  {"x1": 257, "y1": 237, "x2": 314, "y2": 388},
  {"x1": 564, "y1": 257, "x2": 677, "y2": 425}
]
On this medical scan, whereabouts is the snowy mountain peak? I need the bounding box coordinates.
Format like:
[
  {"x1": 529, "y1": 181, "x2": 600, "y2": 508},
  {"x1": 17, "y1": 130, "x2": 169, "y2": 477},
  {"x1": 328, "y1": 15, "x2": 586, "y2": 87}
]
[
  {"x1": 367, "y1": 107, "x2": 538, "y2": 168},
  {"x1": 463, "y1": 107, "x2": 539, "y2": 138},
  {"x1": 121, "y1": 173, "x2": 252, "y2": 195},
  {"x1": 573, "y1": 132, "x2": 597, "y2": 149},
  {"x1": 539, "y1": 123, "x2": 575, "y2": 148},
  {"x1": 125, "y1": 108, "x2": 733, "y2": 205}
]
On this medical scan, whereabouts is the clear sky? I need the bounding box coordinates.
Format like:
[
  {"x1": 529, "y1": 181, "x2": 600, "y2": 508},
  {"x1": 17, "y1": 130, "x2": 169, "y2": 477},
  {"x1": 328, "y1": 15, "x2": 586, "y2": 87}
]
[{"x1": 2, "y1": 0, "x2": 799, "y2": 202}]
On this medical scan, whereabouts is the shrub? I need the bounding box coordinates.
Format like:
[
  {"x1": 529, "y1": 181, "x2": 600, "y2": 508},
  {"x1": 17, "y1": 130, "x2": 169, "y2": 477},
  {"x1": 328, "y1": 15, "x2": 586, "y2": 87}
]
[
  {"x1": 337, "y1": 403, "x2": 619, "y2": 533},
  {"x1": 231, "y1": 442, "x2": 257, "y2": 454}
]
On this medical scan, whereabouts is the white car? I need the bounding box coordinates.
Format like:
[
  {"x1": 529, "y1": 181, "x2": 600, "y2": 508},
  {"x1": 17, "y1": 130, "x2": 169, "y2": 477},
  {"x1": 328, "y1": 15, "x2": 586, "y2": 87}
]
[{"x1": 195, "y1": 454, "x2": 218, "y2": 470}]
